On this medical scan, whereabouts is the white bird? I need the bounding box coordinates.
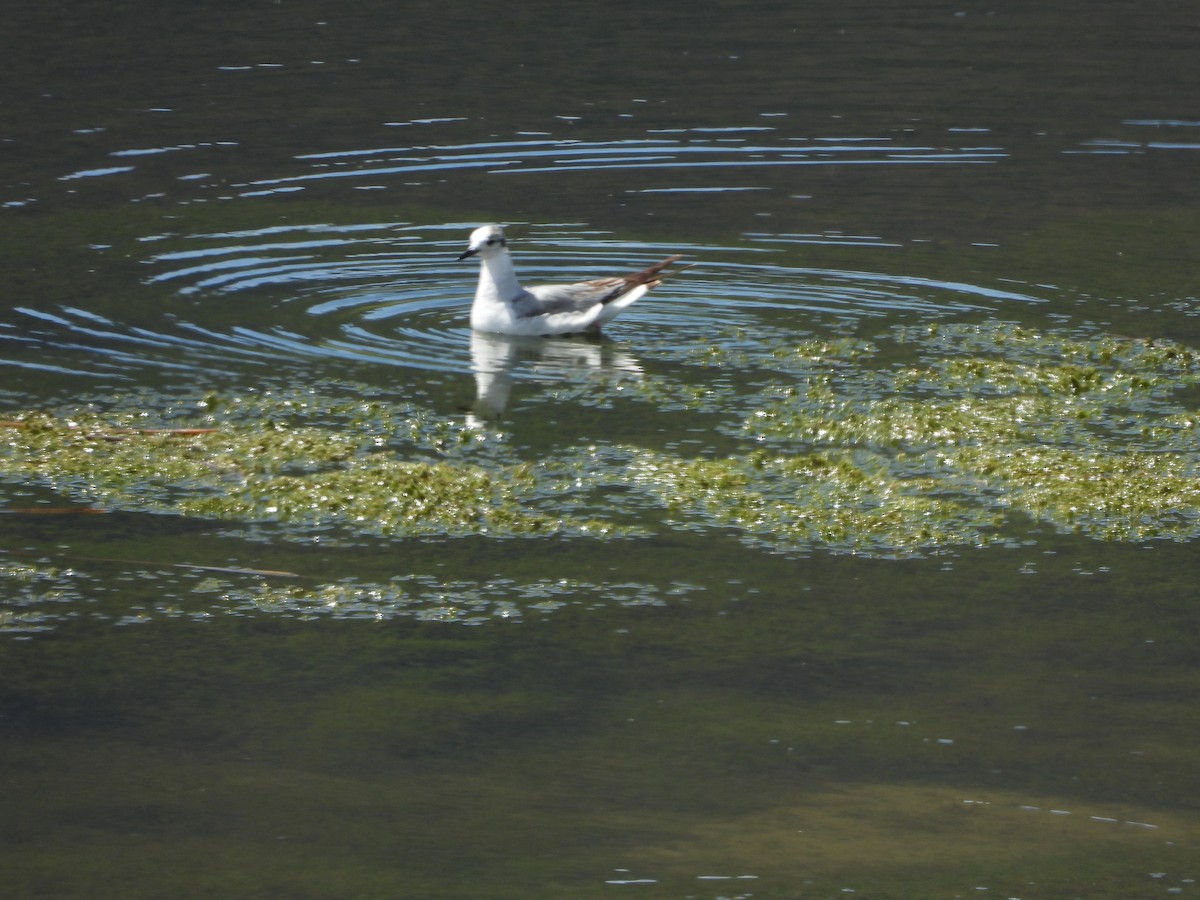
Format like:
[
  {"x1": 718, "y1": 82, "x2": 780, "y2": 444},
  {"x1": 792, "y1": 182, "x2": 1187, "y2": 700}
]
[{"x1": 457, "y1": 224, "x2": 687, "y2": 336}]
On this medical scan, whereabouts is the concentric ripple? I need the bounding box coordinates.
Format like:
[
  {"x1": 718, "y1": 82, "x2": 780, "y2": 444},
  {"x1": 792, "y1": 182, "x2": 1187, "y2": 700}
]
[
  {"x1": 1, "y1": 117, "x2": 1061, "y2": 393},
  {"x1": 1, "y1": 220, "x2": 1049, "y2": 391},
  {"x1": 137, "y1": 221, "x2": 1048, "y2": 374},
  {"x1": 238, "y1": 129, "x2": 1007, "y2": 194}
]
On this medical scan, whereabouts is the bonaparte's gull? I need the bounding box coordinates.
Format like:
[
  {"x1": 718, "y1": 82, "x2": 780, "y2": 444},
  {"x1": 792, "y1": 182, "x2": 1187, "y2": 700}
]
[{"x1": 457, "y1": 224, "x2": 688, "y2": 336}]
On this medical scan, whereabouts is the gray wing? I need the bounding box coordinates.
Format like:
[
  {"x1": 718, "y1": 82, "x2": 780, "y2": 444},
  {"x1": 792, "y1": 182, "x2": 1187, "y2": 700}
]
[{"x1": 513, "y1": 278, "x2": 627, "y2": 318}]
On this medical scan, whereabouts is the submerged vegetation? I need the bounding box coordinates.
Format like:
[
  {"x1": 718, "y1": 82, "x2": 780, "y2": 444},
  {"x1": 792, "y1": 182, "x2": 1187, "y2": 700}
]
[{"x1": 3, "y1": 321, "x2": 1200, "y2": 568}]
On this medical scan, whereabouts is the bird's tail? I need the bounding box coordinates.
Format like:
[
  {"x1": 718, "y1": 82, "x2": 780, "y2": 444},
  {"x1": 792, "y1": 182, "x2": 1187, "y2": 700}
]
[{"x1": 623, "y1": 254, "x2": 693, "y2": 290}]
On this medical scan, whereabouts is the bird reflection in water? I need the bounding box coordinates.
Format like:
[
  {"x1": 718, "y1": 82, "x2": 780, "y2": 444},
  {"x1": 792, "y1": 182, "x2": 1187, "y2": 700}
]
[{"x1": 467, "y1": 330, "x2": 644, "y2": 425}]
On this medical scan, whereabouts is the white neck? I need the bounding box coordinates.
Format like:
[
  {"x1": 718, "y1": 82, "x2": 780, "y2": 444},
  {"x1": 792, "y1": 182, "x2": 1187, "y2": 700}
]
[{"x1": 478, "y1": 249, "x2": 523, "y2": 301}]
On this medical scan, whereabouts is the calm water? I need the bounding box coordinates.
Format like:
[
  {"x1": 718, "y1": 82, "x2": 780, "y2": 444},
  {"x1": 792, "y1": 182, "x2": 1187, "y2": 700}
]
[{"x1": 2, "y1": 1, "x2": 1199, "y2": 897}]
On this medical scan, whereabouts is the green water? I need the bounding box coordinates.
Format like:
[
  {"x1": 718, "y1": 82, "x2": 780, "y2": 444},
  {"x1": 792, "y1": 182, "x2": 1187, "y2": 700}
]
[{"x1": 2, "y1": 1, "x2": 1199, "y2": 897}]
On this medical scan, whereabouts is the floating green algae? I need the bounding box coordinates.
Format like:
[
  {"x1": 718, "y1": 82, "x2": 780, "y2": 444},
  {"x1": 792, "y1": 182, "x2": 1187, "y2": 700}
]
[
  {"x1": 954, "y1": 445, "x2": 1200, "y2": 541},
  {"x1": 196, "y1": 572, "x2": 693, "y2": 624},
  {"x1": 734, "y1": 322, "x2": 1200, "y2": 543},
  {"x1": 0, "y1": 406, "x2": 613, "y2": 539},
  {"x1": 0, "y1": 559, "x2": 92, "y2": 635},
  {"x1": 3, "y1": 321, "x2": 1200, "y2": 556},
  {"x1": 0, "y1": 561, "x2": 694, "y2": 630},
  {"x1": 623, "y1": 447, "x2": 1004, "y2": 555}
]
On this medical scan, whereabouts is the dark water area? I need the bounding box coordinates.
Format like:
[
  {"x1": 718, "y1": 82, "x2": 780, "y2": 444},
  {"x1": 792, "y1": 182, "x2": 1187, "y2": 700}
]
[{"x1": 3, "y1": 1, "x2": 1200, "y2": 897}]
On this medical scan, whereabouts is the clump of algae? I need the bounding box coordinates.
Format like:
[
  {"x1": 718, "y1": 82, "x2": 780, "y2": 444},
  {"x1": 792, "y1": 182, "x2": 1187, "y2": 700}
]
[
  {"x1": 3, "y1": 321, "x2": 1199, "y2": 555},
  {"x1": 624, "y1": 447, "x2": 1003, "y2": 555},
  {"x1": 0, "y1": 407, "x2": 608, "y2": 539},
  {"x1": 734, "y1": 321, "x2": 1200, "y2": 543}
]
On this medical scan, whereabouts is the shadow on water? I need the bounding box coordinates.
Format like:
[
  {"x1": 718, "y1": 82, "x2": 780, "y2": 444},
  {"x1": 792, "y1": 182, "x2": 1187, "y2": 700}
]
[{"x1": 2, "y1": 0, "x2": 1200, "y2": 897}]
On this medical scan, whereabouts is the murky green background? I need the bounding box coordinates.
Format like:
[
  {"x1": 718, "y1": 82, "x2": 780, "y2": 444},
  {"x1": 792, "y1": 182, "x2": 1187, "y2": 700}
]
[{"x1": 2, "y1": 1, "x2": 1199, "y2": 897}]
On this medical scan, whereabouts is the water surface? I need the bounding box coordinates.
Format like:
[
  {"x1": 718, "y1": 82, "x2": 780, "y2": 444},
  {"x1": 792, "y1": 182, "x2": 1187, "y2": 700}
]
[{"x1": 2, "y1": 1, "x2": 1199, "y2": 897}]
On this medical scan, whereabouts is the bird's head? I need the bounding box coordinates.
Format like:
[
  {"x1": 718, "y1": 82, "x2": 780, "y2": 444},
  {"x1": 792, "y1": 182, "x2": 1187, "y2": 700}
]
[{"x1": 457, "y1": 224, "x2": 508, "y2": 260}]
